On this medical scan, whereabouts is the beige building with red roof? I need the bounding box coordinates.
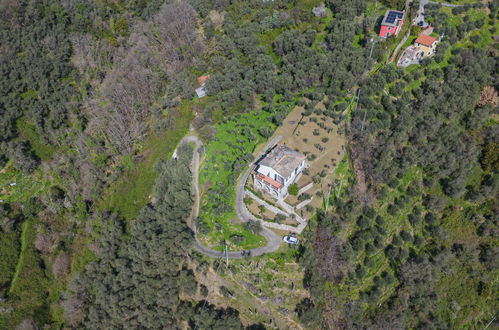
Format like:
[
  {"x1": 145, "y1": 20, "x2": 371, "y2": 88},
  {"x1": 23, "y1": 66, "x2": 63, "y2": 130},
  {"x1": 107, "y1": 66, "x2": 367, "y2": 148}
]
[
  {"x1": 415, "y1": 34, "x2": 439, "y2": 57},
  {"x1": 398, "y1": 32, "x2": 440, "y2": 67}
]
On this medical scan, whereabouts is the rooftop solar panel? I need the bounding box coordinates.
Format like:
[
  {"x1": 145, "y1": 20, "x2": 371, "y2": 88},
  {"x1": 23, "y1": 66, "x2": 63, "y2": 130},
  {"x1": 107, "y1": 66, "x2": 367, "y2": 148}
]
[{"x1": 384, "y1": 10, "x2": 403, "y2": 24}]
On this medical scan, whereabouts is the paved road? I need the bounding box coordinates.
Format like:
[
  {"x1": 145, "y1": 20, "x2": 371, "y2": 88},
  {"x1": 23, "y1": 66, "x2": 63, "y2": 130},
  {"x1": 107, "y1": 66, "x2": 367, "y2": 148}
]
[
  {"x1": 428, "y1": 1, "x2": 466, "y2": 8},
  {"x1": 416, "y1": 0, "x2": 466, "y2": 26},
  {"x1": 179, "y1": 134, "x2": 284, "y2": 259},
  {"x1": 388, "y1": 30, "x2": 411, "y2": 63}
]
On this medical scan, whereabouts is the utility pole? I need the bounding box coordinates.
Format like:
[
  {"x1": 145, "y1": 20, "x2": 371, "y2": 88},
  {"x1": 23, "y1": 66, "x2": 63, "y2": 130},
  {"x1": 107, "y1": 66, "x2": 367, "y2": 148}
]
[
  {"x1": 336, "y1": 177, "x2": 344, "y2": 197},
  {"x1": 325, "y1": 184, "x2": 333, "y2": 212},
  {"x1": 361, "y1": 103, "x2": 368, "y2": 131},
  {"x1": 353, "y1": 88, "x2": 361, "y2": 114},
  {"x1": 483, "y1": 316, "x2": 495, "y2": 330},
  {"x1": 224, "y1": 242, "x2": 229, "y2": 267},
  {"x1": 369, "y1": 38, "x2": 375, "y2": 59}
]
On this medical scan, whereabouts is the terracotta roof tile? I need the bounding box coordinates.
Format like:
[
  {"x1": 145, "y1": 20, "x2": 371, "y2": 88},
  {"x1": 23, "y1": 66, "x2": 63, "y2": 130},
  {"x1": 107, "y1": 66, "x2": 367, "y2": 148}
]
[
  {"x1": 256, "y1": 173, "x2": 283, "y2": 189},
  {"x1": 415, "y1": 35, "x2": 437, "y2": 47},
  {"x1": 198, "y1": 75, "x2": 208, "y2": 85}
]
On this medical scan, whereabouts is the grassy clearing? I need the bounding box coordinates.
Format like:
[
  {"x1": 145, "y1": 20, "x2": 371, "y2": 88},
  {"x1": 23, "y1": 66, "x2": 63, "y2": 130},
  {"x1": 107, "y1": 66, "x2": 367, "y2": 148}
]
[
  {"x1": 8, "y1": 220, "x2": 29, "y2": 295},
  {"x1": 0, "y1": 229, "x2": 21, "y2": 287},
  {"x1": 0, "y1": 164, "x2": 49, "y2": 204},
  {"x1": 16, "y1": 118, "x2": 56, "y2": 161},
  {"x1": 0, "y1": 219, "x2": 52, "y2": 329},
  {"x1": 329, "y1": 152, "x2": 353, "y2": 201},
  {"x1": 198, "y1": 110, "x2": 276, "y2": 250},
  {"x1": 99, "y1": 105, "x2": 193, "y2": 221}
]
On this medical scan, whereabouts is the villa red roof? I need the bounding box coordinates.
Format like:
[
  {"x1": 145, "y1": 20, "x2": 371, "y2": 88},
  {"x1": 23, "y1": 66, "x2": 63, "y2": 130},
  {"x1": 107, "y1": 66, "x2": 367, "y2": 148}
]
[
  {"x1": 416, "y1": 35, "x2": 437, "y2": 47},
  {"x1": 198, "y1": 75, "x2": 208, "y2": 86},
  {"x1": 256, "y1": 173, "x2": 283, "y2": 189}
]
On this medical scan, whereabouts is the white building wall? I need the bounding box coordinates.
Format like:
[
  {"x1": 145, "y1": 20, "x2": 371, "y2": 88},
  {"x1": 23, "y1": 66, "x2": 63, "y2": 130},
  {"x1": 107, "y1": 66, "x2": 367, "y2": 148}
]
[
  {"x1": 254, "y1": 161, "x2": 306, "y2": 199},
  {"x1": 256, "y1": 165, "x2": 284, "y2": 184}
]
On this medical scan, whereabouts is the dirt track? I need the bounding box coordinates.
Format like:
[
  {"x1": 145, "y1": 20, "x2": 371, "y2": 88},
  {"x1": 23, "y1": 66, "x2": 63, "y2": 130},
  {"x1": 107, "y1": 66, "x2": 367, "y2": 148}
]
[{"x1": 179, "y1": 134, "x2": 283, "y2": 259}]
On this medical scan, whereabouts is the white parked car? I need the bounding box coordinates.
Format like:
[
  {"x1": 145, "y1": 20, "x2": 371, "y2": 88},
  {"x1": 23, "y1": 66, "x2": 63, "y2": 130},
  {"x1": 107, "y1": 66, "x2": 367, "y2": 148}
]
[{"x1": 283, "y1": 235, "x2": 299, "y2": 245}]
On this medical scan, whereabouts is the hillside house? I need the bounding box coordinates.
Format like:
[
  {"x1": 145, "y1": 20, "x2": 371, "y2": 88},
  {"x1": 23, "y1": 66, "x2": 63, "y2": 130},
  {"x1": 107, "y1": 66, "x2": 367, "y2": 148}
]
[
  {"x1": 398, "y1": 33, "x2": 440, "y2": 67},
  {"x1": 312, "y1": 3, "x2": 327, "y2": 18},
  {"x1": 254, "y1": 145, "x2": 306, "y2": 198},
  {"x1": 414, "y1": 34, "x2": 439, "y2": 57},
  {"x1": 195, "y1": 75, "x2": 209, "y2": 98},
  {"x1": 379, "y1": 10, "x2": 405, "y2": 39}
]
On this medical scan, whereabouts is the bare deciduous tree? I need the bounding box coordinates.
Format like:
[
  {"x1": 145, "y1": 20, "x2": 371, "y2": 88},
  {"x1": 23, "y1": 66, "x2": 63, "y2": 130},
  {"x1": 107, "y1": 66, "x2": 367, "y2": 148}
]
[
  {"x1": 35, "y1": 230, "x2": 58, "y2": 254},
  {"x1": 478, "y1": 86, "x2": 498, "y2": 106},
  {"x1": 83, "y1": 0, "x2": 203, "y2": 154},
  {"x1": 52, "y1": 252, "x2": 71, "y2": 278}
]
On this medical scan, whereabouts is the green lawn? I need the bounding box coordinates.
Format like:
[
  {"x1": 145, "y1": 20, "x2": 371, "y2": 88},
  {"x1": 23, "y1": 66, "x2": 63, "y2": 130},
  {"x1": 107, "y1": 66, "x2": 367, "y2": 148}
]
[
  {"x1": 198, "y1": 110, "x2": 276, "y2": 251},
  {"x1": 0, "y1": 229, "x2": 21, "y2": 287},
  {"x1": 17, "y1": 118, "x2": 56, "y2": 161},
  {"x1": 0, "y1": 164, "x2": 49, "y2": 204},
  {"x1": 0, "y1": 219, "x2": 53, "y2": 329},
  {"x1": 197, "y1": 99, "x2": 295, "y2": 251}
]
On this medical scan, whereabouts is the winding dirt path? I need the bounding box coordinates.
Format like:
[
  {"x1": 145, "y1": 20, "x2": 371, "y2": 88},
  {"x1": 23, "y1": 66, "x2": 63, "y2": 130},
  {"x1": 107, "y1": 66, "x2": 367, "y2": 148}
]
[{"x1": 179, "y1": 135, "x2": 282, "y2": 259}]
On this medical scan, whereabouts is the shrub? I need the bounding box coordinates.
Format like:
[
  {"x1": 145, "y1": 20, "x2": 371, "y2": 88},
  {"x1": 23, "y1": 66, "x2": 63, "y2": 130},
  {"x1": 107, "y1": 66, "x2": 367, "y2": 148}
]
[
  {"x1": 243, "y1": 220, "x2": 262, "y2": 234},
  {"x1": 355, "y1": 265, "x2": 366, "y2": 278},
  {"x1": 374, "y1": 236, "x2": 384, "y2": 249},
  {"x1": 231, "y1": 234, "x2": 245, "y2": 244},
  {"x1": 376, "y1": 226, "x2": 386, "y2": 236},
  {"x1": 298, "y1": 193, "x2": 312, "y2": 201},
  {"x1": 424, "y1": 212, "x2": 438, "y2": 224},
  {"x1": 357, "y1": 216, "x2": 370, "y2": 229},
  {"x1": 363, "y1": 256, "x2": 375, "y2": 268},
  {"x1": 197, "y1": 219, "x2": 210, "y2": 235},
  {"x1": 307, "y1": 154, "x2": 317, "y2": 161},
  {"x1": 400, "y1": 230, "x2": 412, "y2": 242},
  {"x1": 220, "y1": 286, "x2": 233, "y2": 298},
  {"x1": 200, "y1": 284, "x2": 208, "y2": 297},
  {"x1": 274, "y1": 213, "x2": 286, "y2": 223},
  {"x1": 52, "y1": 252, "x2": 71, "y2": 278},
  {"x1": 365, "y1": 243, "x2": 375, "y2": 255},
  {"x1": 392, "y1": 235, "x2": 402, "y2": 246},
  {"x1": 288, "y1": 183, "x2": 299, "y2": 196},
  {"x1": 375, "y1": 215, "x2": 385, "y2": 225}
]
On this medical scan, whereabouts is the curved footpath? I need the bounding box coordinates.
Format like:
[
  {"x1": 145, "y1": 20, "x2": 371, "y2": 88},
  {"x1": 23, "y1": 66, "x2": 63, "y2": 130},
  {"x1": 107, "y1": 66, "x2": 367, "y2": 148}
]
[{"x1": 178, "y1": 134, "x2": 283, "y2": 259}]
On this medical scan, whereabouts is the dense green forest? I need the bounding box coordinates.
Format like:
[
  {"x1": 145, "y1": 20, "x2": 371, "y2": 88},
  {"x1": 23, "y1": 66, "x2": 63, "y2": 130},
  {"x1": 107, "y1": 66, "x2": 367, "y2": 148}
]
[{"x1": 0, "y1": 0, "x2": 497, "y2": 328}]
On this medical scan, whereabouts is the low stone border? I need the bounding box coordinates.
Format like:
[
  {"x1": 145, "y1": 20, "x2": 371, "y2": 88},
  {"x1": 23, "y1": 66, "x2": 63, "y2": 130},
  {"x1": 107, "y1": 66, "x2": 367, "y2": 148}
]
[
  {"x1": 245, "y1": 190, "x2": 289, "y2": 216},
  {"x1": 296, "y1": 197, "x2": 313, "y2": 210},
  {"x1": 297, "y1": 182, "x2": 313, "y2": 195}
]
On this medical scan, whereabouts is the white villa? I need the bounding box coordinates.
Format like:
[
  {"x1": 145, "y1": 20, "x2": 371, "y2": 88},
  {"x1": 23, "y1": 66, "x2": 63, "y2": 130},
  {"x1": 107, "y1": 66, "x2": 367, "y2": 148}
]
[{"x1": 253, "y1": 145, "x2": 306, "y2": 198}]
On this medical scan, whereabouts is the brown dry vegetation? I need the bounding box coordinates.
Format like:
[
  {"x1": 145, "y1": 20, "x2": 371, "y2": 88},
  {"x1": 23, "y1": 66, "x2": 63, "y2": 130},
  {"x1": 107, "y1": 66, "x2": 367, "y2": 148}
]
[
  {"x1": 73, "y1": 1, "x2": 203, "y2": 155},
  {"x1": 478, "y1": 86, "x2": 498, "y2": 106},
  {"x1": 191, "y1": 254, "x2": 307, "y2": 329}
]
